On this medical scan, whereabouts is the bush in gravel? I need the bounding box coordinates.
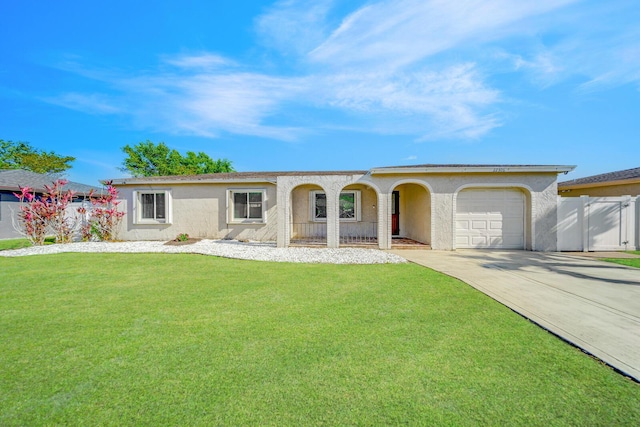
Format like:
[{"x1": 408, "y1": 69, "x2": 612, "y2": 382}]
[
  {"x1": 13, "y1": 179, "x2": 76, "y2": 245},
  {"x1": 13, "y1": 179, "x2": 125, "y2": 245},
  {"x1": 78, "y1": 181, "x2": 125, "y2": 242}
]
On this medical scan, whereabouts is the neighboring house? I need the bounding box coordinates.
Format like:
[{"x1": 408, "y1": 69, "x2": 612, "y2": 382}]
[
  {"x1": 0, "y1": 169, "x2": 102, "y2": 239},
  {"x1": 112, "y1": 164, "x2": 574, "y2": 251},
  {"x1": 558, "y1": 166, "x2": 640, "y2": 197}
]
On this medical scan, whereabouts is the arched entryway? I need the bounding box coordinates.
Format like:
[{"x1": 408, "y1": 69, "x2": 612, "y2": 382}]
[
  {"x1": 389, "y1": 182, "x2": 431, "y2": 247},
  {"x1": 289, "y1": 183, "x2": 328, "y2": 246},
  {"x1": 337, "y1": 183, "x2": 380, "y2": 246}
]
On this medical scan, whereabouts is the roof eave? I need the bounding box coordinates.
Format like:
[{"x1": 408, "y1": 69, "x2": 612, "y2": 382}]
[
  {"x1": 558, "y1": 177, "x2": 640, "y2": 190},
  {"x1": 370, "y1": 165, "x2": 576, "y2": 175},
  {"x1": 111, "y1": 177, "x2": 279, "y2": 186}
]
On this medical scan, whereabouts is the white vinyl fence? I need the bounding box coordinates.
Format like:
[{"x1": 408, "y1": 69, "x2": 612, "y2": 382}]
[{"x1": 557, "y1": 196, "x2": 639, "y2": 252}]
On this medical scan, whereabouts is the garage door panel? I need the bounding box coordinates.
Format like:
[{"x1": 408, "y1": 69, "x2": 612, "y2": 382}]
[
  {"x1": 488, "y1": 237, "x2": 503, "y2": 247},
  {"x1": 472, "y1": 236, "x2": 489, "y2": 246},
  {"x1": 456, "y1": 220, "x2": 470, "y2": 231},
  {"x1": 456, "y1": 236, "x2": 471, "y2": 246},
  {"x1": 472, "y1": 220, "x2": 488, "y2": 230},
  {"x1": 456, "y1": 189, "x2": 525, "y2": 249},
  {"x1": 489, "y1": 221, "x2": 503, "y2": 230}
]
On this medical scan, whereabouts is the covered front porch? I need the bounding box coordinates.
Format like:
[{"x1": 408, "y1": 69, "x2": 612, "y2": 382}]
[
  {"x1": 287, "y1": 181, "x2": 382, "y2": 247},
  {"x1": 277, "y1": 174, "x2": 432, "y2": 249}
]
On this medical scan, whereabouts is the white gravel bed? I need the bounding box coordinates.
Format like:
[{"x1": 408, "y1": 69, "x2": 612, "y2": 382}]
[{"x1": 0, "y1": 239, "x2": 407, "y2": 264}]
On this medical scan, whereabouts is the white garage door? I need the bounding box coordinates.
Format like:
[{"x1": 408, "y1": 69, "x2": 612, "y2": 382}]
[{"x1": 456, "y1": 189, "x2": 525, "y2": 249}]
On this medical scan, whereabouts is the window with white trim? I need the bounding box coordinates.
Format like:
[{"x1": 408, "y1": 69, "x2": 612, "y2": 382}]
[
  {"x1": 228, "y1": 189, "x2": 266, "y2": 223},
  {"x1": 134, "y1": 190, "x2": 171, "y2": 224},
  {"x1": 310, "y1": 190, "x2": 361, "y2": 222}
]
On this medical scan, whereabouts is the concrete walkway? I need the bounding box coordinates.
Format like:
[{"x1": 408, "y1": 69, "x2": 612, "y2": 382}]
[{"x1": 389, "y1": 249, "x2": 640, "y2": 382}]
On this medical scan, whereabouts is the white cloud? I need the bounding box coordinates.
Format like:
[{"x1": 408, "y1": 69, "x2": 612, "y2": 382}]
[
  {"x1": 119, "y1": 70, "x2": 308, "y2": 140},
  {"x1": 492, "y1": 1, "x2": 640, "y2": 90},
  {"x1": 308, "y1": 0, "x2": 577, "y2": 71},
  {"x1": 313, "y1": 63, "x2": 501, "y2": 140},
  {"x1": 46, "y1": 53, "x2": 308, "y2": 141},
  {"x1": 255, "y1": 0, "x2": 336, "y2": 56},
  {"x1": 494, "y1": 50, "x2": 565, "y2": 88},
  {"x1": 572, "y1": 28, "x2": 640, "y2": 91},
  {"x1": 43, "y1": 92, "x2": 121, "y2": 115},
  {"x1": 43, "y1": 0, "x2": 639, "y2": 143},
  {"x1": 163, "y1": 53, "x2": 236, "y2": 70}
]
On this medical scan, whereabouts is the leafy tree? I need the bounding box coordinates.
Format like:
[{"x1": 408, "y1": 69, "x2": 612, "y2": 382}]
[
  {"x1": 0, "y1": 139, "x2": 75, "y2": 174},
  {"x1": 120, "y1": 141, "x2": 235, "y2": 177}
]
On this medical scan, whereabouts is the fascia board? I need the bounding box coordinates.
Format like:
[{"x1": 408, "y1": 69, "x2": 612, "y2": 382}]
[
  {"x1": 111, "y1": 178, "x2": 278, "y2": 186},
  {"x1": 370, "y1": 165, "x2": 577, "y2": 174},
  {"x1": 558, "y1": 177, "x2": 640, "y2": 190}
]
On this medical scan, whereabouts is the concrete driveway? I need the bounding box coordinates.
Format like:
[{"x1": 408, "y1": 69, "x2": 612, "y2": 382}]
[{"x1": 389, "y1": 249, "x2": 640, "y2": 382}]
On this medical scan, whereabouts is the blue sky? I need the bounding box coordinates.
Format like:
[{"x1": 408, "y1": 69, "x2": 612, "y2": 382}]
[{"x1": 1, "y1": 0, "x2": 639, "y2": 185}]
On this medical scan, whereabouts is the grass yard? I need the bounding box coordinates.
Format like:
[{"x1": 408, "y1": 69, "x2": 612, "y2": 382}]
[
  {"x1": 0, "y1": 237, "x2": 55, "y2": 251},
  {"x1": 1, "y1": 254, "x2": 638, "y2": 426},
  {"x1": 604, "y1": 251, "x2": 640, "y2": 268},
  {"x1": 605, "y1": 257, "x2": 640, "y2": 268}
]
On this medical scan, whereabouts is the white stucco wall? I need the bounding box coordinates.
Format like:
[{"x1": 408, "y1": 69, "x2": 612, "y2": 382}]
[
  {"x1": 113, "y1": 170, "x2": 561, "y2": 251},
  {"x1": 360, "y1": 172, "x2": 560, "y2": 251},
  {"x1": 115, "y1": 183, "x2": 278, "y2": 241}
]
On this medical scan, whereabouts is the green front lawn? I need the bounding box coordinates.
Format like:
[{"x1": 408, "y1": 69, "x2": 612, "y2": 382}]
[
  {"x1": 604, "y1": 251, "x2": 640, "y2": 268},
  {"x1": 1, "y1": 254, "x2": 638, "y2": 425},
  {"x1": 605, "y1": 258, "x2": 640, "y2": 268},
  {"x1": 0, "y1": 238, "x2": 34, "y2": 251},
  {"x1": 0, "y1": 237, "x2": 55, "y2": 251}
]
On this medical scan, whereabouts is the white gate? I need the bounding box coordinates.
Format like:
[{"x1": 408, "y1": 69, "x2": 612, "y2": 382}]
[{"x1": 557, "y1": 196, "x2": 638, "y2": 252}]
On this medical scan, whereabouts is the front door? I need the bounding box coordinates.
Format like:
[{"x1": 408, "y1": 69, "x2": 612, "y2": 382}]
[{"x1": 392, "y1": 191, "x2": 400, "y2": 236}]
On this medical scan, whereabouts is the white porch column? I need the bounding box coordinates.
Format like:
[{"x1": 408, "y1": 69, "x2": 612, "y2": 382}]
[
  {"x1": 326, "y1": 187, "x2": 340, "y2": 248},
  {"x1": 276, "y1": 177, "x2": 289, "y2": 248},
  {"x1": 378, "y1": 192, "x2": 391, "y2": 249}
]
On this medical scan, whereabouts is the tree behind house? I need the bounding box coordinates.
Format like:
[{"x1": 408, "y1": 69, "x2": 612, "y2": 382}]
[
  {"x1": 121, "y1": 141, "x2": 235, "y2": 177},
  {"x1": 0, "y1": 139, "x2": 75, "y2": 174}
]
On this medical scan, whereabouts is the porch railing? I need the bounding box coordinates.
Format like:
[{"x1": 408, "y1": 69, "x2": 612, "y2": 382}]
[
  {"x1": 339, "y1": 222, "x2": 378, "y2": 244},
  {"x1": 291, "y1": 222, "x2": 378, "y2": 244},
  {"x1": 291, "y1": 223, "x2": 327, "y2": 243}
]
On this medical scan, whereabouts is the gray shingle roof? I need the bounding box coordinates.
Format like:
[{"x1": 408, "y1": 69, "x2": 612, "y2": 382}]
[
  {"x1": 559, "y1": 167, "x2": 640, "y2": 186},
  {"x1": 111, "y1": 170, "x2": 369, "y2": 185},
  {"x1": 112, "y1": 164, "x2": 576, "y2": 185},
  {"x1": 0, "y1": 169, "x2": 103, "y2": 195}
]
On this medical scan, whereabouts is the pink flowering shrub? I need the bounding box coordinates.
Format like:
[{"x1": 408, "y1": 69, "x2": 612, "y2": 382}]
[
  {"x1": 13, "y1": 179, "x2": 76, "y2": 245},
  {"x1": 77, "y1": 181, "x2": 125, "y2": 241},
  {"x1": 14, "y1": 179, "x2": 125, "y2": 245}
]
